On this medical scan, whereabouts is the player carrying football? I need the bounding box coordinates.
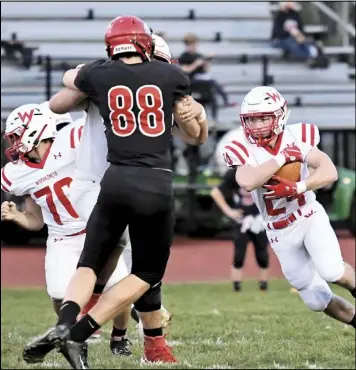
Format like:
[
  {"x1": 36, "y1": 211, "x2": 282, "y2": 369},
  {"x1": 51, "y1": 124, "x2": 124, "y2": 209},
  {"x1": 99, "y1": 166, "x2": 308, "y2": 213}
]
[{"x1": 222, "y1": 86, "x2": 355, "y2": 330}]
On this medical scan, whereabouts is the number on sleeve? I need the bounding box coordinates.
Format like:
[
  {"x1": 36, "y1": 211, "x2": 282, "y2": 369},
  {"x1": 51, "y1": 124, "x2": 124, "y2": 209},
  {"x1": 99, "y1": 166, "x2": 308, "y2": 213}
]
[
  {"x1": 108, "y1": 85, "x2": 165, "y2": 137},
  {"x1": 34, "y1": 177, "x2": 79, "y2": 225},
  {"x1": 223, "y1": 152, "x2": 234, "y2": 167}
]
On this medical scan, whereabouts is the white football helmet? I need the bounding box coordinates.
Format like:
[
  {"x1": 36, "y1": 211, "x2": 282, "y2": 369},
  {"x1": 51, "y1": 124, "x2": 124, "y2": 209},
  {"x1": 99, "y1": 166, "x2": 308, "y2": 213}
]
[
  {"x1": 153, "y1": 34, "x2": 172, "y2": 64},
  {"x1": 4, "y1": 103, "x2": 57, "y2": 163},
  {"x1": 240, "y1": 86, "x2": 290, "y2": 147}
]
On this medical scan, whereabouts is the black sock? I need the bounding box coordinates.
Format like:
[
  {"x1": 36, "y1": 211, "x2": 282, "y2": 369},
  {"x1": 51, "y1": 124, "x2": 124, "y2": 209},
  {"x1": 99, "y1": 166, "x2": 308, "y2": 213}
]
[
  {"x1": 348, "y1": 314, "x2": 356, "y2": 329},
  {"x1": 233, "y1": 281, "x2": 241, "y2": 292},
  {"x1": 259, "y1": 281, "x2": 268, "y2": 291},
  {"x1": 350, "y1": 287, "x2": 356, "y2": 299},
  {"x1": 143, "y1": 327, "x2": 163, "y2": 337},
  {"x1": 93, "y1": 284, "x2": 105, "y2": 295},
  {"x1": 111, "y1": 327, "x2": 127, "y2": 339},
  {"x1": 131, "y1": 307, "x2": 140, "y2": 323},
  {"x1": 70, "y1": 314, "x2": 101, "y2": 343},
  {"x1": 57, "y1": 301, "x2": 81, "y2": 327}
]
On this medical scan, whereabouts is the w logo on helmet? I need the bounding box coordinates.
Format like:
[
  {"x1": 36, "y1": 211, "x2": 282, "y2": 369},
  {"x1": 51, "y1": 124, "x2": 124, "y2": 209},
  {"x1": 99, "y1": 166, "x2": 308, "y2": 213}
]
[
  {"x1": 18, "y1": 110, "x2": 35, "y2": 125},
  {"x1": 266, "y1": 92, "x2": 281, "y2": 103}
]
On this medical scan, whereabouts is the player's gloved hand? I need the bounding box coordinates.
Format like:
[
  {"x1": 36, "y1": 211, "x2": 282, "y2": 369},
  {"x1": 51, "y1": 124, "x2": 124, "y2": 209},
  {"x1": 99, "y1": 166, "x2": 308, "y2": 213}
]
[
  {"x1": 263, "y1": 176, "x2": 299, "y2": 200},
  {"x1": 280, "y1": 144, "x2": 303, "y2": 164},
  {"x1": 1, "y1": 201, "x2": 20, "y2": 221}
]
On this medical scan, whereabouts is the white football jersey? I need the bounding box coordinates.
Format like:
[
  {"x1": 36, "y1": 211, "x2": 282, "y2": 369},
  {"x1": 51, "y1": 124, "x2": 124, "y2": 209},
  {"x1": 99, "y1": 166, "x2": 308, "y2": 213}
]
[
  {"x1": 1, "y1": 121, "x2": 87, "y2": 237},
  {"x1": 75, "y1": 103, "x2": 109, "y2": 181},
  {"x1": 223, "y1": 123, "x2": 319, "y2": 223}
]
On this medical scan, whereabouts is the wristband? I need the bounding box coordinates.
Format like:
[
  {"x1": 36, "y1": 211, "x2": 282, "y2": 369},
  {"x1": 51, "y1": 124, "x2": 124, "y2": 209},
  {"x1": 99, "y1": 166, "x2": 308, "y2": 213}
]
[
  {"x1": 275, "y1": 153, "x2": 286, "y2": 167},
  {"x1": 296, "y1": 181, "x2": 307, "y2": 194},
  {"x1": 197, "y1": 107, "x2": 207, "y2": 122}
]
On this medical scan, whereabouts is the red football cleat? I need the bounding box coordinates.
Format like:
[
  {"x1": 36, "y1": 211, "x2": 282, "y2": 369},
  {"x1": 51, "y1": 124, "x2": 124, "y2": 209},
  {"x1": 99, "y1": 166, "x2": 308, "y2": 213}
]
[{"x1": 142, "y1": 335, "x2": 177, "y2": 363}]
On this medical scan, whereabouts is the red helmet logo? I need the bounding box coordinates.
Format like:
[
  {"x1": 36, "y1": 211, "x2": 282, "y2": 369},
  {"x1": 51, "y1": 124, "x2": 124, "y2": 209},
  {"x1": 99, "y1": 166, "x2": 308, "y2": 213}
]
[{"x1": 105, "y1": 16, "x2": 153, "y2": 61}]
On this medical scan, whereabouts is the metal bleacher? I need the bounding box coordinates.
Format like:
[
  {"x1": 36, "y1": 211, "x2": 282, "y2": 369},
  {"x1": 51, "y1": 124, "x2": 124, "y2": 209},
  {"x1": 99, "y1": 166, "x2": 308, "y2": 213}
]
[
  {"x1": 1, "y1": 2, "x2": 272, "y2": 20},
  {"x1": 1, "y1": 2, "x2": 355, "y2": 238},
  {"x1": 1, "y1": 1, "x2": 355, "y2": 129}
]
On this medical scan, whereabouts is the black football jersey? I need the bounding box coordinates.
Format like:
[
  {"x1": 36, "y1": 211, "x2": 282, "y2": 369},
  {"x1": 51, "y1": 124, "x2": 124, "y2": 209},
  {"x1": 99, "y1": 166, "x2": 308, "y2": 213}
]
[{"x1": 74, "y1": 59, "x2": 190, "y2": 169}]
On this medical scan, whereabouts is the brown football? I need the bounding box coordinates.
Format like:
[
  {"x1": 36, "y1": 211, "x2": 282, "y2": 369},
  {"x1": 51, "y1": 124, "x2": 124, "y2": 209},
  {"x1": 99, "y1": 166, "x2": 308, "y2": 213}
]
[{"x1": 274, "y1": 162, "x2": 301, "y2": 182}]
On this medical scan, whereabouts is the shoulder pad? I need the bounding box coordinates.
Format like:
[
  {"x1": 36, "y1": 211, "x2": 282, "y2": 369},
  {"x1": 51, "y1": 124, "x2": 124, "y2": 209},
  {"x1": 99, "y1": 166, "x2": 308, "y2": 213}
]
[
  {"x1": 56, "y1": 121, "x2": 84, "y2": 150},
  {"x1": 287, "y1": 122, "x2": 320, "y2": 148},
  {"x1": 223, "y1": 135, "x2": 251, "y2": 167}
]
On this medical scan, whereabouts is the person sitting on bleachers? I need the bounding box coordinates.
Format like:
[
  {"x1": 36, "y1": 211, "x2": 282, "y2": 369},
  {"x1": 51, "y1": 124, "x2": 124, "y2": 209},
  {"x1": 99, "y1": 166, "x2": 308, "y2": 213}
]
[
  {"x1": 178, "y1": 33, "x2": 231, "y2": 121},
  {"x1": 271, "y1": 1, "x2": 329, "y2": 69}
]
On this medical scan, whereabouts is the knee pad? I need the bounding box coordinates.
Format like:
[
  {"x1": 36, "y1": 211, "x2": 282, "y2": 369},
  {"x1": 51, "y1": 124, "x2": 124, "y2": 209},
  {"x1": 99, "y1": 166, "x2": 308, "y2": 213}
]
[
  {"x1": 133, "y1": 270, "x2": 165, "y2": 287},
  {"x1": 134, "y1": 282, "x2": 162, "y2": 312},
  {"x1": 298, "y1": 273, "x2": 333, "y2": 312},
  {"x1": 318, "y1": 263, "x2": 345, "y2": 283},
  {"x1": 47, "y1": 285, "x2": 66, "y2": 301}
]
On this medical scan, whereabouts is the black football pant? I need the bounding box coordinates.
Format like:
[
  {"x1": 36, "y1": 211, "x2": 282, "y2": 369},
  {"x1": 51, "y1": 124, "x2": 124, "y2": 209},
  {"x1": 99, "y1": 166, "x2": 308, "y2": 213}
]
[
  {"x1": 233, "y1": 227, "x2": 269, "y2": 269},
  {"x1": 78, "y1": 164, "x2": 174, "y2": 287}
]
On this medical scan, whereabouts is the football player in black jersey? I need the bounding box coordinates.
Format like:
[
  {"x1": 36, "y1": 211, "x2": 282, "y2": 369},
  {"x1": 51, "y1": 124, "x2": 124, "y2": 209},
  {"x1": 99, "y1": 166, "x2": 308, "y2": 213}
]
[
  {"x1": 23, "y1": 16, "x2": 208, "y2": 368},
  {"x1": 211, "y1": 168, "x2": 270, "y2": 292}
]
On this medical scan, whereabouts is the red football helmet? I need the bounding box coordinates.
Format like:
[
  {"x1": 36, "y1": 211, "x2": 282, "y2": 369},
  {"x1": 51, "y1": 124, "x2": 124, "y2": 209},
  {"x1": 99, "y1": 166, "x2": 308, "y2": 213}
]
[{"x1": 105, "y1": 15, "x2": 153, "y2": 61}]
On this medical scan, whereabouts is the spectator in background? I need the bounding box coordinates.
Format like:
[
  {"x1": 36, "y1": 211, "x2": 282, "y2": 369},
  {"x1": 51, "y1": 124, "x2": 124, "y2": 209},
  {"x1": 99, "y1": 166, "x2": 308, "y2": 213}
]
[
  {"x1": 211, "y1": 169, "x2": 270, "y2": 292},
  {"x1": 178, "y1": 33, "x2": 231, "y2": 121},
  {"x1": 178, "y1": 33, "x2": 209, "y2": 80},
  {"x1": 271, "y1": 1, "x2": 329, "y2": 68}
]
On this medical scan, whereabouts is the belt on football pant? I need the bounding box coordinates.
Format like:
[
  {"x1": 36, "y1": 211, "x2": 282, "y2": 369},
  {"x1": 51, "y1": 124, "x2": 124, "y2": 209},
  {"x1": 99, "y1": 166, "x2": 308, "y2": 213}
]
[
  {"x1": 267, "y1": 209, "x2": 302, "y2": 230},
  {"x1": 65, "y1": 229, "x2": 87, "y2": 237}
]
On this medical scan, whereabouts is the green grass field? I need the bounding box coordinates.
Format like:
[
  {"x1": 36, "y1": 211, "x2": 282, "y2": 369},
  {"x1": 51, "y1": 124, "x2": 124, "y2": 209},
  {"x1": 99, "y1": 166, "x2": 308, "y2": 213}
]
[{"x1": 1, "y1": 280, "x2": 355, "y2": 369}]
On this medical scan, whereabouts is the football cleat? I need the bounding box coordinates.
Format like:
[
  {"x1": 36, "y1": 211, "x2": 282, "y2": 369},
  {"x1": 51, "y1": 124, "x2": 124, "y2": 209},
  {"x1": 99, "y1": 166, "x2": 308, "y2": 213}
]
[
  {"x1": 59, "y1": 340, "x2": 89, "y2": 369},
  {"x1": 110, "y1": 337, "x2": 132, "y2": 356},
  {"x1": 142, "y1": 335, "x2": 178, "y2": 363},
  {"x1": 23, "y1": 325, "x2": 70, "y2": 364}
]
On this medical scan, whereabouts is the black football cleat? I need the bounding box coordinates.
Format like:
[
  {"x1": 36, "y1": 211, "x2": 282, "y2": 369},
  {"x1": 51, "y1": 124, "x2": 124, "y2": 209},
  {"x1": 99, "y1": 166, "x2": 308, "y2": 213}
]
[
  {"x1": 59, "y1": 340, "x2": 89, "y2": 369},
  {"x1": 23, "y1": 325, "x2": 70, "y2": 364},
  {"x1": 259, "y1": 281, "x2": 269, "y2": 292},
  {"x1": 110, "y1": 337, "x2": 132, "y2": 356}
]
